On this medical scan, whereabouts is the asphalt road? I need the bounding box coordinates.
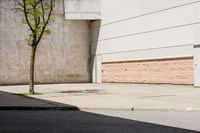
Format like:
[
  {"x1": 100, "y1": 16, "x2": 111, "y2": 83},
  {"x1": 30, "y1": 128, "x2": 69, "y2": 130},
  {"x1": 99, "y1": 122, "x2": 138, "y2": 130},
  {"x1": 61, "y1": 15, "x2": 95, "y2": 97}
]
[
  {"x1": 86, "y1": 110, "x2": 200, "y2": 131},
  {"x1": 0, "y1": 110, "x2": 199, "y2": 133}
]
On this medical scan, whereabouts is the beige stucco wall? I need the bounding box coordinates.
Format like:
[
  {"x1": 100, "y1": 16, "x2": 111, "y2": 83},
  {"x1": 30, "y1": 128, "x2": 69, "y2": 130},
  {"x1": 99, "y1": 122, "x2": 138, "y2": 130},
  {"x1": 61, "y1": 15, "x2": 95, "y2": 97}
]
[
  {"x1": 102, "y1": 58, "x2": 193, "y2": 85},
  {"x1": 0, "y1": 0, "x2": 91, "y2": 85}
]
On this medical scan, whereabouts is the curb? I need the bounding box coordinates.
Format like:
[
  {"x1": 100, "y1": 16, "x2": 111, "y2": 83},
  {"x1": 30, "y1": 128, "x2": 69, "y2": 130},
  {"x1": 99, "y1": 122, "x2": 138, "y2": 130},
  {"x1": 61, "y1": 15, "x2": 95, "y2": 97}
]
[
  {"x1": 79, "y1": 107, "x2": 200, "y2": 112},
  {"x1": 0, "y1": 106, "x2": 80, "y2": 111},
  {"x1": 1, "y1": 106, "x2": 200, "y2": 112}
]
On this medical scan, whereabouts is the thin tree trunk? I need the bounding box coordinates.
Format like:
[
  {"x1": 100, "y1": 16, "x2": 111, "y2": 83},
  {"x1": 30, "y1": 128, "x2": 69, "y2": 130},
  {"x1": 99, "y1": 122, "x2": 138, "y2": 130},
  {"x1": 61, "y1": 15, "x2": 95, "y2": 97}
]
[{"x1": 29, "y1": 47, "x2": 37, "y2": 94}]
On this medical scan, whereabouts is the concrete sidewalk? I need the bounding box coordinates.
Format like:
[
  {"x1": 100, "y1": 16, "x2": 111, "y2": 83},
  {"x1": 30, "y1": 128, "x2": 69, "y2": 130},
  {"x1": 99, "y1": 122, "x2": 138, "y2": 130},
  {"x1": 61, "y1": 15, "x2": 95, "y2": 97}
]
[{"x1": 0, "y1": 83, "x2": 200, "y2": 111}]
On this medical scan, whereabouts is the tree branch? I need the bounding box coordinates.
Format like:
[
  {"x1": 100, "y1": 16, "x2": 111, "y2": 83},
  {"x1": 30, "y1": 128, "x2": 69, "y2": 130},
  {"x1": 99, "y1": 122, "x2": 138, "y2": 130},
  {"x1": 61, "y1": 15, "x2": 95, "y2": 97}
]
[
  {"x1": 22, "y1": 0, "x2": 34, "y2": 32},
  {"x1": 36, "y1": 17, "x2": 41, "y2": 27},
  {"x1": 32, "y1": 0, "x2": 38, "y2": 47},
  {"x1": 27, "y1": 43, "x2": 33, "y2": 47},
  {"x1": 40, "y1": 0, "x2": 46, "y2": 22},
  {"x1": 36, "y1": 0, "x2": 54, "y2": 46}
]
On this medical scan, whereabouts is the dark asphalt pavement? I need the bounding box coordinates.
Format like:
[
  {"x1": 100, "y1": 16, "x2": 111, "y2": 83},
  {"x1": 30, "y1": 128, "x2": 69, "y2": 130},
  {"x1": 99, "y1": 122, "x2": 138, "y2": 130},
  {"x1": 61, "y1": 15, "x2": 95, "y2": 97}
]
[{"x1": 0, "y1": 110, "x2": 199, "y2": 133}]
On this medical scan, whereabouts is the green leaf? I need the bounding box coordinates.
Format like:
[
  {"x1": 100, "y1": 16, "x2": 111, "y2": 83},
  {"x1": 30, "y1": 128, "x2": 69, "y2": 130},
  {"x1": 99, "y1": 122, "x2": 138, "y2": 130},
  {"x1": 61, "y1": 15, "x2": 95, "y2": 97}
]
[{"x1": 44, "y1": 29, "x2": 52, "y2": 35}]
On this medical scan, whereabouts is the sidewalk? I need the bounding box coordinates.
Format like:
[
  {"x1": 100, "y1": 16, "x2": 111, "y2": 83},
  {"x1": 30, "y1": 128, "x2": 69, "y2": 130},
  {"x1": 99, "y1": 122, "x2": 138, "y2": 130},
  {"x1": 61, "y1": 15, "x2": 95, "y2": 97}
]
[{"x1": 0, "y1": 83, "x2": 200, "y2": 111}]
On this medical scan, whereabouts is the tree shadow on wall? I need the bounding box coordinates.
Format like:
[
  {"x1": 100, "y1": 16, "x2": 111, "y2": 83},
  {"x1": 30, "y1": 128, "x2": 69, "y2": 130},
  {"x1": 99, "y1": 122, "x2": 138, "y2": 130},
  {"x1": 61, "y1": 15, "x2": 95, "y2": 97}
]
[{"x1": 0, "y1": 90, "x2": 199, "y2": 133}]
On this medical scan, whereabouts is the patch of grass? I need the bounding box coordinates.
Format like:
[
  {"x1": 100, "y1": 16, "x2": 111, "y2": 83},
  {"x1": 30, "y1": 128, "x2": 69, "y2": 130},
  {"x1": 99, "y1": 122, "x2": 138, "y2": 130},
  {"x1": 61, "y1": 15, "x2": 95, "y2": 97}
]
[{"x1": 18, "y1": 92, "x2": 43, "y2": 96}]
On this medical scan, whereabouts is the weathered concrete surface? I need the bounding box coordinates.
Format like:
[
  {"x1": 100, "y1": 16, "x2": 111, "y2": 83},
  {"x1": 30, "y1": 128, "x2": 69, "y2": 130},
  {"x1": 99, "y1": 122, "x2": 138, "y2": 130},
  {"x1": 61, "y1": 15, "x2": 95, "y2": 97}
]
[
  {"x1": 0, "y1": 83, "x2": 200, "y2": 111},
  {"x1": 64, "y1": 0, "x2": 101, "y2": 20},
  {"x1": 0, "y1": 0, "x2": 91, "y2": 85}
]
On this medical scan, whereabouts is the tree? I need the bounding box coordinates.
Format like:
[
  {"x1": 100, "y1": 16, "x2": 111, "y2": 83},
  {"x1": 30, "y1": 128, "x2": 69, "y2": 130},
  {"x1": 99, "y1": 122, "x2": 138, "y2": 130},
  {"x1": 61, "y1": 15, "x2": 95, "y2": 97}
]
[{"x1": 18, "y1": 0, "x2": 55, "y2": 94}]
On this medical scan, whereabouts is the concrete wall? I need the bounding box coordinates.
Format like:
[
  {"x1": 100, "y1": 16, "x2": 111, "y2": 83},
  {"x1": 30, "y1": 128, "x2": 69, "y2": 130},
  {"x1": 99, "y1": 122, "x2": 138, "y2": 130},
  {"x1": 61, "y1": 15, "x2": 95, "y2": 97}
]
[
  {"x1": 64, "y1": 0, "x2": 101, "y2": 20},
  {"x1": 0, "y1": 0, "x2": 91, "y2": 85},
  {"x1": 91, "y1": 0, "x2": 200, "y2": 84}
]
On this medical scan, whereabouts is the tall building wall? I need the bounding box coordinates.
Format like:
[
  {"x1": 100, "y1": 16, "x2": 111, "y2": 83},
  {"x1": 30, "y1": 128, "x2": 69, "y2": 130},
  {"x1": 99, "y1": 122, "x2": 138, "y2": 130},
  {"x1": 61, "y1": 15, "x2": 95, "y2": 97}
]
[
  {"x1": 91, "y1": 0, "x2": 200, "y2": 85},
  {"x1": 0, "y1": 0, "x2": 91, "y2": 85}
]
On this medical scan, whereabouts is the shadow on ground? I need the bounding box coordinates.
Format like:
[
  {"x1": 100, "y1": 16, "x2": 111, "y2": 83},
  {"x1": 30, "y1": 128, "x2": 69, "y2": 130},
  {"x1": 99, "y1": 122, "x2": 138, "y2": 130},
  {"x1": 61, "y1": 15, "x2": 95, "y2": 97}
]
[
  {"x1": 0, "y1": 91, "x2": 199, "y2": 133},
  {"x1": 0, "y1": 91, "x2": 79, "y2": 110}
]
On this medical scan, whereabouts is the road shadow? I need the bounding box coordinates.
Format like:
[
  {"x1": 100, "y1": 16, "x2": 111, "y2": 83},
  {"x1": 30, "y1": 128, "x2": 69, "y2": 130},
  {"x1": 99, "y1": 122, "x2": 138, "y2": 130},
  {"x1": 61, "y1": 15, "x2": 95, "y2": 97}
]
[
  {"x1": 0, "y1": 90, "x2": 199, "y2": 133},
  {"x1": 0, "y1": 91, "x2": 79, "y2": 110}
]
